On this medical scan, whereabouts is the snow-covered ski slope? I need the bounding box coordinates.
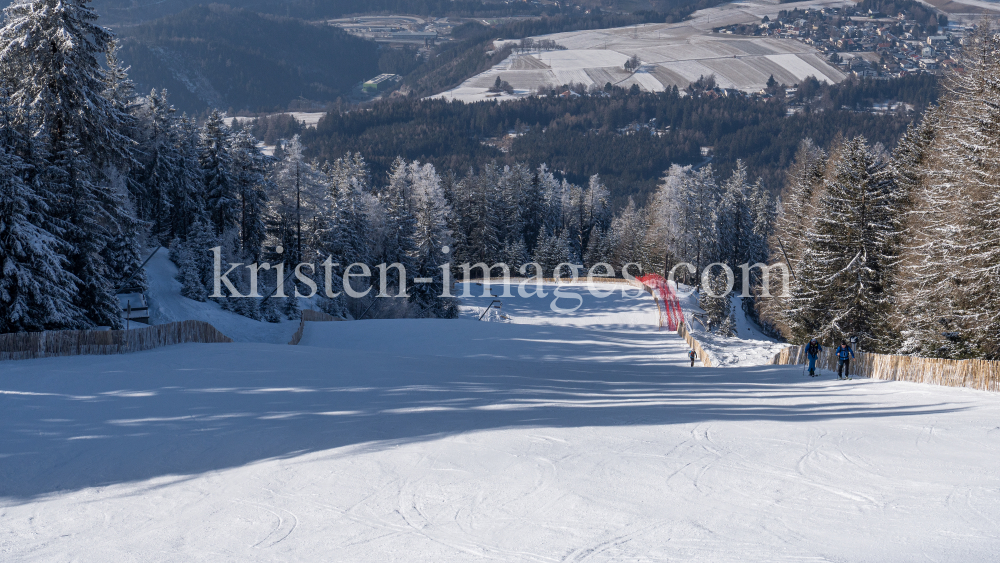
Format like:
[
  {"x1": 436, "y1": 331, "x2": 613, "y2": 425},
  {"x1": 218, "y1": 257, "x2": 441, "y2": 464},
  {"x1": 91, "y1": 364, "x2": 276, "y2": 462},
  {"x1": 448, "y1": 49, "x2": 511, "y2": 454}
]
[{"x1": 4, "y1": 281, "x2": 1000, "y2": 561}]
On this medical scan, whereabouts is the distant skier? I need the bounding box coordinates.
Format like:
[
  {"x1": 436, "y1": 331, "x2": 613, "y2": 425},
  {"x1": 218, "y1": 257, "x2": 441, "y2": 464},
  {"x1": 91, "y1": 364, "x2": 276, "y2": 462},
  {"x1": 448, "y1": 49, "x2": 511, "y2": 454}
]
[
  {"x1": 836, "y1": 340, "x2": 855, "y2": 379},
  {"x1": 688, "y1": 349, "x2": 697, "y2": 367},
  {"x1": 806, "y1": 338, "x2": 822, "y2": 377}
]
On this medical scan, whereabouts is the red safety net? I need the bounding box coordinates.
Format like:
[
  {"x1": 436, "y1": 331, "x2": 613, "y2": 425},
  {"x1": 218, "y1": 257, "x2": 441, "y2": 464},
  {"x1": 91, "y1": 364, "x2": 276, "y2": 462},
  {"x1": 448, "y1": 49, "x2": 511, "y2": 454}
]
[{"x1": 636, "y1": 274, "x2": 684, "y2": 331}]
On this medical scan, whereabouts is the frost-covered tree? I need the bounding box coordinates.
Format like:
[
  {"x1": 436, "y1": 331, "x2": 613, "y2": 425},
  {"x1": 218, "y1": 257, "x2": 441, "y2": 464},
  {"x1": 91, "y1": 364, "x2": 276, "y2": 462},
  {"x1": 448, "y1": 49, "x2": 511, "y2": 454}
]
[
  {"x1": 268, "y1": 135, "x2": 324, "y2": 265},
  {"x1": 0, "y1": 0, "x2": 134, "y2": 170},
  {"x1": 409, "y1": 161, "x2": 457, "y2": 318},
  {"x1": 0, "y1": 132, "x2": 86, "y2": 331},
  {"x1": 175, "y1": 221, "x2": 217, "y2": 302},
  {"x1": 200, "y1": 110, "x2": 237, "y2": 236},
  {"x1": 605, "y1": 197, "x2": 651, "y2": 272},
  {"x1": 899, "y1": 24, "x2": 1000, "y2": 358},
  {"x1": 647, "y1": 164, "x2": 720, "y2": 284},
  {"x1": 760, "y1": 140, "x2": 826, "y2": 334},
  {"x1": 0, "y1": 0, "x2": 143, "y2": 328},
  {"x1": 891, "y1": 107, "x2": 954, "y2": 354},
  {"x1": 789, "y1": 136, "x2": 902, "y2": 350},
  {"x1": 532, "y1": 230, "x2": 573, "y2": 277},
  {"x1": 718, "y1": 161, "x2": 754, "y2": 286},
  {"x1": 231, "y1": 129, "x2": 270, "y2": 261},
  {"x1": 133, "y1": 89, "x2": 181, "y2": 240},
  {"x1": 699, "y1": 267, "x2": 734, "y2": 335}
]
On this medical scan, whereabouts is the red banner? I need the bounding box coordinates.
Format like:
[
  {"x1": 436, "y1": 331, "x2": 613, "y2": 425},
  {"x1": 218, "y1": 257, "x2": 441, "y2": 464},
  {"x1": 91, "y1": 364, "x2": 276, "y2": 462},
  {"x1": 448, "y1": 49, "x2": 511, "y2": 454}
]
[{"x1": 636, "y1": 274, "x2": 684, "y2": 331}]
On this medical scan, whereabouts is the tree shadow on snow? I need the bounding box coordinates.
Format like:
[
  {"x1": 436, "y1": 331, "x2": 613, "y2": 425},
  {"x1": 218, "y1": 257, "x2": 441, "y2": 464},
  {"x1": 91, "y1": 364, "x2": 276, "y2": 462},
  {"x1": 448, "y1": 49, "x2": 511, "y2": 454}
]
[{"x1": 0, "y1": 321, "x2": 971, "y2": 500}]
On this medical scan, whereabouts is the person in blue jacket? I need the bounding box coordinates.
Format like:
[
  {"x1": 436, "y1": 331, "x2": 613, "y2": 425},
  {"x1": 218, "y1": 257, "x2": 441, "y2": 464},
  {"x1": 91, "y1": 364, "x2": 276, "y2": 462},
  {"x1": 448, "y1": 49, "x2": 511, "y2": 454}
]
[
  {"x1": 836, "y1": 340, "x2": 855, "y2": 379},
  {"x1": 688, "y1": 349, "x2": 698, "y2": 367},
  {"x1": 806, "y1": 338, "x2": 822, "y2": 377}
]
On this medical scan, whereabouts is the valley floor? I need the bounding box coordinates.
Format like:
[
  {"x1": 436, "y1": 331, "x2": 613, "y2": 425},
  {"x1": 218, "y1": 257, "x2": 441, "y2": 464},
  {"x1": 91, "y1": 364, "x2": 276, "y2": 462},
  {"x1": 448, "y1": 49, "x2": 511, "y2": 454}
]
[{"x1": 2, "y1": 283, "x2": 1000, "y2": 561}]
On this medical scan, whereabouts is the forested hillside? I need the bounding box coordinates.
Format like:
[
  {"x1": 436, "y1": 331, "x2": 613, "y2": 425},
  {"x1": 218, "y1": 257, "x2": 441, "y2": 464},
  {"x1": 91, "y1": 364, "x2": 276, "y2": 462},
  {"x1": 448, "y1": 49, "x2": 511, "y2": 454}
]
[
  {"x1": 759, "y1": 27, "x2": 1000, "y2": 359},
  {"x1": 116, "y1": 5, "x2": 380, "y2": 113},
  {"x1": 304, "y1": 75, "x2": 937, "y2": 207},
  {"x1": 0, "y1": 0, "x2": 714, "y2": 24}
]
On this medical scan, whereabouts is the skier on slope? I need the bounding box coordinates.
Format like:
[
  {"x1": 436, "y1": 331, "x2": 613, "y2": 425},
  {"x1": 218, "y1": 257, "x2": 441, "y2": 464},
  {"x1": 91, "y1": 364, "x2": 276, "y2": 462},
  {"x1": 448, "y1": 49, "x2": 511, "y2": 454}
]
[
  {"x1": 806, "y1": 338, "x2": 822, "y2": 377},
  {"x1": 836, "y1": 340, "x2": 855, "y2": 379},
  {"x1": 688, "y1": 349, "x2": 697, "y2": 367}
]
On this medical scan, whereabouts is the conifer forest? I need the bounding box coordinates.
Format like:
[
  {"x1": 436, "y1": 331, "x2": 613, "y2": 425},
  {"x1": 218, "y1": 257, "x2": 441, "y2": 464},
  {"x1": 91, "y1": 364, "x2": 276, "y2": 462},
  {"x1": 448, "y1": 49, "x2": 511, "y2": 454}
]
[{"x1": 2, "y1": 0, "x2": 1000, "y2": 361}]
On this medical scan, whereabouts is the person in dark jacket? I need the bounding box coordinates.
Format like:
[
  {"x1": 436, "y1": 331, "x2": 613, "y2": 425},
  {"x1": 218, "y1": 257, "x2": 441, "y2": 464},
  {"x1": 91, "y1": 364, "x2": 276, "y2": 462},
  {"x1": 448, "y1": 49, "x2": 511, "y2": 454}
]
[
  {"x1": 806, "y1": 338, "x2": 822, "y2": 377},
  {"x1": 836, "y1": 341, "x2": 855, "y2": 379},
  {"x1": 688, "y1": 349, "x2": 697, "y2": 367}
]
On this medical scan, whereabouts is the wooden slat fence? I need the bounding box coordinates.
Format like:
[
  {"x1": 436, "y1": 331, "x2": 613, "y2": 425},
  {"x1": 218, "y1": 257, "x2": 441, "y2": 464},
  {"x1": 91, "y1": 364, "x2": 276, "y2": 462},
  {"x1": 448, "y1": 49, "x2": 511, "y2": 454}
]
[
  {"x1": 770, "y1": 345, "x2": 1000, "y2": 392},
  {"x1": 0, "y1": 320, "x2": 232, "y2": 361},
  {"x1": 288, "y1": 309, "x2": 344, "y2": 345},
  {"x1": 677, "y1": 320, "x2": 714, "y2": 367}
]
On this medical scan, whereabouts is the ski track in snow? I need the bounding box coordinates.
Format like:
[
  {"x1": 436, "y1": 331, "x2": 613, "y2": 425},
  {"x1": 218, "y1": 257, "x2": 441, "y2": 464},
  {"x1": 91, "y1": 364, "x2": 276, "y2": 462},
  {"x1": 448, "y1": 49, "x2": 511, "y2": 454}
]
[{"x1": 2, "y1": 279, "x2": 1000, "y2": 560}]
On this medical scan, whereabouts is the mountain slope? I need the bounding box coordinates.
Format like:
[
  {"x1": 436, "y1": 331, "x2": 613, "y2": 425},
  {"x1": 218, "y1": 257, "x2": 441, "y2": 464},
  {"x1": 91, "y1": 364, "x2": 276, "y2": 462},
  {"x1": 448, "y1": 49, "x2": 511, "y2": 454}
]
[{"x1": 116, "y1": 5, "x2": 380, "y2": 113}]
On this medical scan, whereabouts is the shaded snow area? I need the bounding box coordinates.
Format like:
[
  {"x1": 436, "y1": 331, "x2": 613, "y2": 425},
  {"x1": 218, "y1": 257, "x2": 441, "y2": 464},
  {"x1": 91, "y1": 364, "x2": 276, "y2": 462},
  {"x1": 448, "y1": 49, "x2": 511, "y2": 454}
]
[
  {"x1": 675, "y1": 284, "x2": 788, "y2": 367},
  {"x1": 4, "y1": 280, "x2": 1000, "y2": 561},
  {"x1": 144, "y1": 247, "x2": 301, "y2": 343}
]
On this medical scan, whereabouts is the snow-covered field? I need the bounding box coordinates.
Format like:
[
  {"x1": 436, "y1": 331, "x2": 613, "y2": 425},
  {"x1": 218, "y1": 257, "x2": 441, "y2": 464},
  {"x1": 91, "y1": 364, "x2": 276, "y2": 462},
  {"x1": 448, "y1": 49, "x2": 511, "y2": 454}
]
[
  {"x1": 4, "y1": 278, "x2": 1000, "y2": 561},
  {"x1": 435, "y1": 0, "x2": 849, "y2": 102}
]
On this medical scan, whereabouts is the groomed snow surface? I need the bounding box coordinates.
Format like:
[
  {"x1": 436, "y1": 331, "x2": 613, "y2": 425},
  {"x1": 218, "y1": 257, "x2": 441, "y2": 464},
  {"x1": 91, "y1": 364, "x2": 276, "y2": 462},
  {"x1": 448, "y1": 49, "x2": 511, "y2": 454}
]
[{"x1": 4, "y1": 280, "x2": 1000, "y2": 561}]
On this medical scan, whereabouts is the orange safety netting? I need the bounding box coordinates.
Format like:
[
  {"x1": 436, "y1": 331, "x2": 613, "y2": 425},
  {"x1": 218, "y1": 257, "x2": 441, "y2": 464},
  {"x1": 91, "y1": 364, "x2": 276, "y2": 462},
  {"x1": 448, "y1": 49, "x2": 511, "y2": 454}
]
[{"x1": 636, "y1": 274, "x2": 684, "y2": 331}]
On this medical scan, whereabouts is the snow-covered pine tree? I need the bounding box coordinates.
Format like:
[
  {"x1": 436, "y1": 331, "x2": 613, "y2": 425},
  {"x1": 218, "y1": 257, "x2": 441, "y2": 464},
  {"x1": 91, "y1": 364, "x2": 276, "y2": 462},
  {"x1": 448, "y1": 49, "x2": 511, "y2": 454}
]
[
  {"x1": 760, "y1": 140, "x2": 826, "y2": 335},
  {"x1": 46, "y1": 133, "x2": 124, "y2": 327},
  {"x1": 101, "y1": 39, "x2": 139, "y2": 170},
  {"x1": 890, "y1": 106, "x2": 954, "y2": 354},
  {"x1": 377, "y1": 158, "x2": 417, "y2": 292},
  {"x1": 409, "y1": 160, "x2": 457, "y2": 318},
  {"x1": 520, "y1": 169, "x2": 547, "y2": 255},
  {"x1": 577, "y1": 174, "x2": 611, "y2": 259},
  {"x1": 582, "y1": 225, "x2": 613, "y2": 269},
  {"x1": 177, "y1": 220, "x2": 217, "y2": 302},
  {"x1": 269, "y1": 135, "x2": 325, "y2": 266},
  {"x1": 0, "y1": 127, "x2": 86, "y2": 332},
  {"x1": 690, "y1": 165, "x2": 721, "y2": 275},
  {"x1": 0, "y1": 0, "x2": 135, "y2": 170},
  {"x1": 532, "y1": 230, "x2": 572, "y2": 278},
  {"x1": 649, "y1": 164, "x2": 720, "y2": 281},
  {"x1": 1, "y1": 0, "x2": 143, "y2": 328},
  {"x1": 792, "y1": 136, "x2": 902, "y2": 350},
  {"x1": 647, "y1": 165, "x2": 693, "y2": 280},
  {"x1": 133, "y1": 89, "x2": 179, "y2": 240},
  {"x1": 463, "y1": 164, "x2": 504, "y2": 267},
  {"x1": 231, "y1": 130, "x2": 271, "y2": 261},
  {"x1": 606, "y1": 197, "x2": 651, "y2": 272},
  {"x1": 172, "y1": 113, "x2": 206, "y2": 238},
  {"x1": 941, "y1": 25, "x2": 1000, "y2": 358},
  {"x1": 313, "y1": 152, "x2": 374, "y2": 318},
  {"x1": 718, "y1": 160, "x2": 753, "y2": 290},
  {"x1": 200, "y1": 110, "x2": 238, "y2": 236},
  {"x1": 699, "y1": 268, "x2": 734, "y2": 335}
]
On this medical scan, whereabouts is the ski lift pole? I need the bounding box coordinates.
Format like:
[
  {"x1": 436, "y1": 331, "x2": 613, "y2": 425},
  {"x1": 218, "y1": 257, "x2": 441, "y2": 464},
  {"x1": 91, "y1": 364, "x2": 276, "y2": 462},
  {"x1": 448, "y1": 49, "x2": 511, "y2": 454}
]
[
  {"x1": 358, "y1": 292, "x2": 380, "y2": 320},
  {"x1": 262, "y1": 268, "x2": 297, "y2": 301},
  {"x1": 479, "y1": 300, "x2": 502, "y2": 321},
  {"x1": 115, "y1": 245, "x2": 163, "y2": 292}
]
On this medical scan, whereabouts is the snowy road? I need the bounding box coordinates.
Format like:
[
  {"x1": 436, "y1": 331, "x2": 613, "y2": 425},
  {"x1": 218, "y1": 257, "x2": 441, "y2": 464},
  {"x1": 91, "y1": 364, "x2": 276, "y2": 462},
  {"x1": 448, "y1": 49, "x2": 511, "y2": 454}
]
[{"x1": 3, "y1": 284, "x2": 1000, "y2": 561}]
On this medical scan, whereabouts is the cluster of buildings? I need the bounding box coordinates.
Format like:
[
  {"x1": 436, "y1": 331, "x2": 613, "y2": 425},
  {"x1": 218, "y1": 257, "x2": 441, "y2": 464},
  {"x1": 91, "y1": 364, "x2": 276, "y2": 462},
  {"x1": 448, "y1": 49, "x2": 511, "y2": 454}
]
[
  {"x1": 718, "y1": 6, "x2": 968, "y2": 78},
  {"x1": 328, "y1": 15, "x2": 450, "y2": 46}
]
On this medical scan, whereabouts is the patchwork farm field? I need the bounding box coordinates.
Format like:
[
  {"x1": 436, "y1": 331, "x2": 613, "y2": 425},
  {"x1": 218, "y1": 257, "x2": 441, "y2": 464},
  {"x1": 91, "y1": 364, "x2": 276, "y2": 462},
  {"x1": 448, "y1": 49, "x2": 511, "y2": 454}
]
[{"x1": 436, "y1": 0, "x2": 850, "y2": 102}]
